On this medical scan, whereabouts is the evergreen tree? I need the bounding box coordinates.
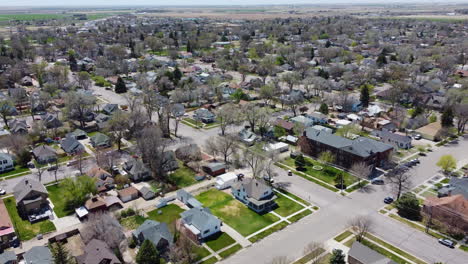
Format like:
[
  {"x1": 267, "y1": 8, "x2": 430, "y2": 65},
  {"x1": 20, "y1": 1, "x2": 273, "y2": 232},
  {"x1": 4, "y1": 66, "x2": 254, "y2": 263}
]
[
  {"x1": 69, "y1": 53, "x2": 78, "y2": 72},
  {"x1": 395, "y1": 192, "x2": 421, "y2": 221},
  {"x1": 186, "y1": 40, "x2": 192, "y2": 53},
  {"x1": 136, "y1": 240, "x2": 160, "y2": 264},
  {"x1": 173, "y1": 66, "x2": 182, "y2": 82},
  {"x1": 377, "y1": 53, "x2": 387, "y2": 66},
  {"x1": 115, "y1": 77, "x2": 127, "y2": 94},
  {"x1": 330, "y1": 249, "x2": 346, "y2": 264},
  {"x1": 50, "y1": 242, "x2": 74, "y2": 264},
  {"x1": 295, "y1": 154, "x2": 305, "y2": 169},
  {"x1": 319, "y1": 103, "x2": 329, "y2": 115},
  {"x1": 325, "y1": 40, "x2": 331, "y2": 48},
  {"x1": 360, "y1": 84, "x2": 370, "y2": 107},
  {"x1": 441, "y1": 107, "x2": 454, "y2": 127},
  {"x1": 310, "y1": 47, "x2": 315, "y2": 59},
  {"x1": 318, "y1": 68, "x2": 329, "y2": 79}
]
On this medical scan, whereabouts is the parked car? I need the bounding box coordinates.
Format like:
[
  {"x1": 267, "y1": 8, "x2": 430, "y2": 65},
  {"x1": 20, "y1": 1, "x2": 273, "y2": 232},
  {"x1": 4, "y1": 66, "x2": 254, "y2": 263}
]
[
  {"x1": 384, "y1": 197, "x2": 394, "y2": 204},
  {"x1": 47, "y1": 165, "x2": 58, "y2": 171},
  {"x1": 410, "y1": 159, "x2": 420, "y2": 164},
  {"x1": 371, "y1": 179, "x2": 384, "y2": 185},
  {"x1": 438, "y1": 239, "x2": 455, "y2": 248},
  {"x1": 0, "y1": 189, "x2": 6, "y2": 195},
  {"x1": 263, "y1": 175, "x2": 274, "y2": 184},
  {"x1": 27, "y1": 162, "x2": 35, "y2": 168},
  {"x1": 288, "y1": 170, "x2": 293, "y2": 176},
  {"x1": 413, "y1": 134, "x2": 422, "y2": 140}
]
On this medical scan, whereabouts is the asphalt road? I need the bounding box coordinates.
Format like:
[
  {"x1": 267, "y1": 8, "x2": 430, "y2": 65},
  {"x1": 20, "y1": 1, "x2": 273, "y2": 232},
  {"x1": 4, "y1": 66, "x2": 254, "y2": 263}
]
[{"x1": 221, "y1": 136, "x2": 468, "y2": 264}]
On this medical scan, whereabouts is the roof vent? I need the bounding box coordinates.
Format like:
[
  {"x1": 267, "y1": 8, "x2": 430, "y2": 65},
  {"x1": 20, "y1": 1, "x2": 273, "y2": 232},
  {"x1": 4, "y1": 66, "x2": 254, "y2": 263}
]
[{"x1": 25, "y1": 179, "x2": 29, "y2": 185}]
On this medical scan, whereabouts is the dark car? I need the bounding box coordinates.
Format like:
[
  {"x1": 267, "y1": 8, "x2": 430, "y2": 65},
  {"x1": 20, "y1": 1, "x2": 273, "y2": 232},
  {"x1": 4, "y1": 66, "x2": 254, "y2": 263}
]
[
  {"x1": 371, "y1": 179, "x2": 384, "y2": 185},
  {"x1": 47, "y1": 165, "x2": 58, "y2": 171},
  {"x1": 288, "y1": 170, "x2": 293, "y2": 176},
  {"x1": 384, "y1": 197, "x2": 394, "y2": 204},
  {"x1": 438, "y1": 239, "x2": 455, "y2": 248}
]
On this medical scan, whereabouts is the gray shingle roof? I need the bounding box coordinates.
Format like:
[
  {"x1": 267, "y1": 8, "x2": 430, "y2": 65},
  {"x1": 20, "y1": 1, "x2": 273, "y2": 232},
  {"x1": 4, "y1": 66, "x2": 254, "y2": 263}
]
[
  {"x1": 0, "y1": 251, "x2": 16, "y2": 264},
  {"x1": 13, "y1": 178, "x2": 47, "y2": 204},
  {"x1": 77, "y1": 239, "x2": 121, "y2": 264},
  {"x1": 348, "y1": 241, "x2": 396, "y2": 264},
  {"x1": 23, "y1": 246, "x2": 53, "y2": 264},
  {"x1": 133, "y1": 220, "x2": 173, "y2": 247},
  {"x1": 32, "y1": 145, "x2": 57, "y2": 159},
  {"x1": 60, "y1": 136, "x2": 84, "y2": 153},
  {"x1": 232, "y1": 178, "x2": 273, "y2": 201},
  {"x1": 180, "y1": 207, "x2": 220, "y2": 232},
  {"x1": 372, "y1": 130, "x2": 411, "y2": 144}
]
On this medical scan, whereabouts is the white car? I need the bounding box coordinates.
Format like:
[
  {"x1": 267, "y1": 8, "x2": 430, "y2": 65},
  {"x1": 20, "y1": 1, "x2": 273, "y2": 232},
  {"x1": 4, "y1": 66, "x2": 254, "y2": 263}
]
[{"x1": 0, "y1": 189, "x2": 6, "y2": 195}]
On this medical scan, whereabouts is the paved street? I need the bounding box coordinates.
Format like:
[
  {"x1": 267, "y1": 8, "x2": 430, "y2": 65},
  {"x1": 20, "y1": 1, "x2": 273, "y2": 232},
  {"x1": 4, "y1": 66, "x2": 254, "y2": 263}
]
[{"x1": 221, "y1": 137, "x2": 468, "y2": 264}]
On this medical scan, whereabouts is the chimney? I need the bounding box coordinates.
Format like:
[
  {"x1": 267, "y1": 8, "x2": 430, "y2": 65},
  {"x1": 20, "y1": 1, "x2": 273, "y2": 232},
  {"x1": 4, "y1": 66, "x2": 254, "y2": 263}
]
[{"x1": 25, "y1": 179, "x2": 29, "y2": 185}]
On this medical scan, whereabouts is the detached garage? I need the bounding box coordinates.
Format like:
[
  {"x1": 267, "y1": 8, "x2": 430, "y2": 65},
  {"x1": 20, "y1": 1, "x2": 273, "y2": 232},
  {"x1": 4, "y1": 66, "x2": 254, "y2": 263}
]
[{"x1": 118, "y1": 186, "x2": 139, "y2": 203}]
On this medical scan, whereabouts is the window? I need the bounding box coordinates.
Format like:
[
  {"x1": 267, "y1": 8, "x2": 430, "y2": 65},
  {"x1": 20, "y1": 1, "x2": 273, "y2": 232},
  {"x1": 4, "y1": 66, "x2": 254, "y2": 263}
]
[{"x1": 203, "y1": 229, "x2": 210, "y2": 234}]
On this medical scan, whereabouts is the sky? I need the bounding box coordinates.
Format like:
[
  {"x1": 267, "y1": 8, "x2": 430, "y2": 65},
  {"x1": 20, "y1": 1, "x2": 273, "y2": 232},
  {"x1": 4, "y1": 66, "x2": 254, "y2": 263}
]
[{"x1": 1, "y1": 0, "x2": 467, "y2": 7}]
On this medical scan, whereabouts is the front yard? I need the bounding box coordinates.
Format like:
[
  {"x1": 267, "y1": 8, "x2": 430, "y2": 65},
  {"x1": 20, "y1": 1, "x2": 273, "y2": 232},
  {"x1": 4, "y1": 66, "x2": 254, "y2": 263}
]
[
  {"x1": 3, "y1": 197, "x2": 56, "y2": 241},
  {"x1": 273, "y1": 192, "x2": 305, "y2": 217},
  {"x1": 196, "y1": 189, "x2": 279, "y2": 236},
  {"x1": 0, "y1": 166, "x2": 30, "y2": 179},
  {"x1": 283, "y1": 157, "x2": 358, "y2": 187},
  {"x1": 205, "y1": 232, "x2": 236, "y2": 252},
  {"x1": 46, "y1": 184, "x2": 73, "y2": 218}
]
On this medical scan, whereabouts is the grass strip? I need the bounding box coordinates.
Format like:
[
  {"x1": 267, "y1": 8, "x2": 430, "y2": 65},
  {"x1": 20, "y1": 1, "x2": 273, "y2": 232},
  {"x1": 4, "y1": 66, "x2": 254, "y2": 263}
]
[
  {"x1": 334, "y1": 230, "x2": 354, "y2": 242},
  {"x1": 275, "y1": 163, "x2": 339, "y2": 192},
  {"x1": 292, "y1": 247, "x2": 325, "y2": 264},
  {"x1": 248, "y1": 221, "x2": 289, "y2": 243},
  {"x1": 219, "y1": 244, "x2": 242, "y2": 258},
  {"x1": 201, "y1": 256, "x2": 218, "y2": 264},
  {"x1": 288, "y1": 209, "x2": 313, "y2": 223},
  {"x1": 365, "y1": 234, "x2": 426, "y2": 264}
]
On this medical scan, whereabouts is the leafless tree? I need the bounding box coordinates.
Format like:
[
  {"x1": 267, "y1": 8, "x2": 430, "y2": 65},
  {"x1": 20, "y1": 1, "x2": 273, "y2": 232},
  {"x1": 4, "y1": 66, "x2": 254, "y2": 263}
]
[
  {"x1": 303, "y1": 242, "x2": 324, "y2": 264},
  {"x1": 175, "y1": 144, "x2": 202, "y2": 165},
  {"x1": 208, "y1": 135, "x2": 238, "y2": 163},
  {"x1": 350, "y1": 162, "x2": 372, "y2": 188},
  {"x1": 264, "y1": 153, "x2": 279, "y2": 184},
  {"x1": 107, "y1": 110, "x2": 129, "y2": 151},
  {"x1": 215, "y1": 104, "x2": 239, "y2": 136},
  {"x1": 169, "y1": 234, "x2": 197, "y2": 264},
  {"x1": 243, "y1": 148, "x2": 265, "y2": 178},
  {"x1": 454, "y1": 104, "x2": 468, "y2": 134},
  {"x1": 81, "y1": 213, "x2": 126, "y2": 251},
  {"x1": 387, "y1": 171, "x2": 412, "y2": 200},
  {"x1": 36, "y1": 165, "x2": 45, "y2": 182},
  {"x1": 349, "y1": 216, "x2": 373, "y2": 242},
  {"x1": 136, "y1": 125, "x2": 171, "y2": 181}
]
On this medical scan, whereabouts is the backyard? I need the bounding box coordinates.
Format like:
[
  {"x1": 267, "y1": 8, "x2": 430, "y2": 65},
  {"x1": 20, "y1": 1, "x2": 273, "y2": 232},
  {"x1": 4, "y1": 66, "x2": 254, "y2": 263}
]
[
  {"x1": 168, "y1": 161, "x2": 198, "y2": 188},
  {"x1": 283, "y1": 157, "x2": 358, "y2": 187},
  {"x1": 196, "y1": 189, "x2": 280, "y2": 236},
  {"x1": 147, "y1": 204, "x2": 185, "y2": 232},
  {"x1": 46, "y1": 184, "x2": 73, "y2": 218},
  {"x1": 3, "y1": 197, "x2": 56, "y2": 241}
]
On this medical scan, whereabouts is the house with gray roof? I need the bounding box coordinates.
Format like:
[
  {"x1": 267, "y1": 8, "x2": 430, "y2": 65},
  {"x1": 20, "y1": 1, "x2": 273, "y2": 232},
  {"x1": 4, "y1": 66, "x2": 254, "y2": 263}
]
[
  {"x1": 239, "y1": 128, "x2": 257, "y2": 146},
  {"x1": 299, "y1": 128, "x2": 393, "y2": 169},
  {"x1": 371, "y1": 130, "x2": 411, "y2": 149},
  {"x1": 179, "y1": 207, "x2": 221, "y2": 242},
  {"x1": 60, "y1": 136, "x2": 84, "y2": 154},
  {"x1": 67, "y1": 129, "x2": 87, "y2": 140},
  {"x1": 13, "y1": 178, "x2": 49, "y2": 219},
  {"x1": 231, "y1": 178, "x2": 277, "y2": 213},
  {"x1": 32, "y1": 145, "x2": 57, "y2": 164},
  {"x1": 95, "y1": 113, "x2": 110, "y2": 123},
  {"x1": 171, "y1": 103, "x2": 185, "y2": 117},
  {"x1": 0, "y1": 251, "x2": 16, "y2": 264},
  {"x1": 0, "y1": 153, "x2": 13, "y2": 173},
  {"x1": 9, "y1": 119, "x2": 27, "y2": 134},
  {"x1": 193, "y1": 108, "x2": 215, "y2": 123},
  {"x1": 76, "y1": 239, "x2": 121, "y2": 264},
  {"x1": 103, "y1": 104, "x2": 119, "y2": 115},
  {"x1": 438, "y1": 177, "x2": 468, "y2": 199},
  {"x1": 348, "y1": 241, "x2": 396, "y2": 264},
  {"x1": 23, "y1": 246, "x2": 52, "y2": 264},
  {"x1": 291, "y1": 115, "x2": 315, "y2": 127},
  {"x1": 42, "y1": 113, "x2": 62, "y2": 129},
  {"x1": 123, "y1": 158, "x2": 151, "y2": 181},
  {"x1": 139, "y1": 186, "x2": 156, "y2": 200},
  {"x1": 90, "y1": 132, "x2": 111, "y2": 148},
  {"x1": 133, "y1": 220, "x2": 173, "y2": 251},
  {"x1": 177, "y1": 189, "x2": 202, "y2": 208}
]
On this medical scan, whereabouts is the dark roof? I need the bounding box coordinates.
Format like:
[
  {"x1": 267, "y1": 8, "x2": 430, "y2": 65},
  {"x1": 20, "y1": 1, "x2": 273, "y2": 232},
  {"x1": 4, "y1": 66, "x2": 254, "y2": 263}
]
[
  {"x1": 203, "y1": 162, "x2": 226, "y2": 171},
  {"x1": 90, "y1": 132, "x2": 110, "y2": 145},
  {"x1": 77, "y1": 239, "x2": 121, "y2": 264},
  {"x1": 0, "y1": 251, "x2": 16, "y2": 264},
  {"x1": 23, "y1": 246, "x2": 53, "y2": 264},
  {"x1": 348, "y1": 241, "x2": 396, "y2": 264},
  {"x1": 103, "y1": 104, "x2": 118, "y2": 114},
  {"x1": 133, "y1": 220, "x2": 173, "y2": 247},
  {"x1": 372, "y1": 130, "x2": 411, "y2": 144},
  {"x1": 304, "y1": 128, "x2": 393, "y2": 158},
  {"x1": 123, "y1": 158, "x2": 150, "y2": 176},
  {"x1": 9, "y1": 119, "x2": 27, "y2": 133},
  {"x1": 60, "y1": 136, "x2": 83, "y2": 153},
  {"x1": 32, "y1": 145, "x2": 57, "y2": 159},
  {"x1": 13, "y1": 178, "x2": 47, "y2": 203},
  {"x1": 443, "y1": 178, "x2": 468, "y2": 199}
]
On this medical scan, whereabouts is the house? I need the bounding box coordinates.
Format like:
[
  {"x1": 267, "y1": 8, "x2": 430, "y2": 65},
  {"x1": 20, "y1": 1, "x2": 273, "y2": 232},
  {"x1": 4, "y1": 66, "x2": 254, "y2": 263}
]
[
  {"x1": 423, "y1": 195, "x2": 468, "y2": 235},
  {"x1": 133, "y1": 220, "x2": 173, "y2": 250},
  {"x1": 274, "y1": 119, "x2": 295, "y2": 134},
  {"x1": 263, "y1": 142, "x2": 289, "y2": 153},
  {"x1": 13, "y1": 178, "x2": 49, "y2": 219},
  {"x1": 0, "y1": 153, "x2": 14, "y2": 173},
  {"x1": 123, "y1": 158, "x2": 151, "y2": 181},
  {"x1": 0, "y1": 251, "x2": 16, "y2": 264},
  {"x1": 87, "y1": 167, "x2": 114, "y2": 192},
  {"x1": 0, "y1": 200, "x2": 16, "y2": 250},
  {"x1": 23, "y1": 246, "x2": 52, "y2": 264},
  {"x1": 299, "y1": 127, "x2": 393, "y2": 169},
  {"x1": 85, "y1": 195, "x2": 122, "y2": 213},
  {"x1": 371, "y1": 130, "x2": 411, "y2": 149},
  {"x1": 348, "y1": 241, "x2": 396, "y2": 264},
  {"x1": 8, "y1": 119, "x2": 27, "y2": 134},
  {"x1": 202, "y1": 162, "x2": 226, "y2": 176},
  {"x1": 95, "y1": 113, "x2": 110, "y2": 123},
  {"x1": 312, "y1": 125, "x2": 333, "y2": 134},
  {"x1": 177, "y1": 189, "x2": 202, "y2": 208},
  {"x1": 163, "y1": 151, "x2": 179, "y2": 172},
  {"x1": 231, "y1": 178, "x2": 277, "y2": 213},
  {"x1": 90, "y1": 133, "x2": 111, "y2": 148},
  {"x1": 415, "y1": 122, "x2": 443, "y2": 141},
  {"x1": 139, "y1": 186, "x2": 156, "y2": 200},
  {"x1": 438, "y1": 178, "x2": 468, "y2": 199},
  {"x1": 193, "y1": 108, "x2": 216, "y2": 123},
  {"x1": 76, "y1": 239, "x2": 121, "y2": 264},
  {"x1": 32, "y1": 145, "x2": 57, "y2": 164},
  {"x1": 290, "y1": 115, "x2": 314, "y2": 127},
  {"x1": 179, "y1": 207, "x2": 221, "y2": 242},
  {"x1": 117, "y1": 186, "x2": 139, "y2": 203},
  {"x1": 239, "y1": 128, "x2": 257, "y2": 145},
  {"x1": 308, "y1": 112, "x2": 328, "y2": 124},
  {"x1": 42, "y1": 113, "x2": 62, "y2": 129},
  {"x1": 60, "y1": 136, "x2": 84, "y2": 154},
  {"x1": 68, "y1": 129, "x2": 87, "y2": 140},
  {"x1": 171, "y1": 103, "x2": 185, "y2": 117},
  {"x1": 103, "y1": 104, "x2": 118, "y2": 115}
]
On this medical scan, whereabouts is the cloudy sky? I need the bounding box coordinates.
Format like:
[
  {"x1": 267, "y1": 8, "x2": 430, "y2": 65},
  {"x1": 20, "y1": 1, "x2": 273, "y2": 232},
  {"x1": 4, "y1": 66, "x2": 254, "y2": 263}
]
[{"x1": 1, "y1": 0, "x2": 466, "y2": 7}]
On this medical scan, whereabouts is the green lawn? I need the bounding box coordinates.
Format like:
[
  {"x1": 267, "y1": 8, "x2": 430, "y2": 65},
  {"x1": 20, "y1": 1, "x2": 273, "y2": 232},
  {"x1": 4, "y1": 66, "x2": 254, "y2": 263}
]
[
  {"x1": 275, "y1": 163, "x2": 339, "y2": 192},
  {"x1": 46, "y1": 185, "x2": 74, "y2": 218},
  {"x1": 147, "y1": 204, "x2": 184, "y2": 230},
  {"x1": 196, "y1": 189, "x2": 279, "y2": 236},
  {"x1": 283, "y1": 157, "x2": 358, "y2": 187},
  {"x1": 201, "y1": 256, "x2": 218, "y2": 264},
  {"x1": 248, "y1": 221, "x2": 288, "y2": 243},
  {"x1": 275, "y1": 189, "x2": 310, "y2": 205},
  {"x1": 205, "y1": 232, "x2": 236, "y2": 252},
  {"x1": 460, "y1": 245, "x2": 468, "y2": 252},
  {"x1": 194, "y1": 244, "x2": 211, "y2": 261},
  {"x1": 361, "y1": 239, "x2": 419, "y2": 264},
  {"x1": 317, "y1": 253, "x2": 332, "y2": 264},
  {"x1": 0, "y1": 166, "x2": 30, "y2": 178},
  {"x1": 168, "y1": 161, "x2": 197, "y2": 188},
  {"x1": 273, "y1": 192, "x2": 304, "y2": 217},
  {"x1": 334, "y1": 230, "x2": 354, "y2": 242},
  {"x1": 288, "y1": 209, "x2": 313, "y2": 222},
  {"x1": 344, "y1": 236, "x2": 357, "y2": 248},
  {"x1": 3, "y1": 197, "x2": 56, "y2": 241},
  {"x1": 219, "y1": 244, "x2": 242, "y2": 258},
  {"x1": 119, "y1": 215, "x2": 147, "y2": 230},
  {"x1": 292, "y1": 247, "x2": 325, "y2": 264}
]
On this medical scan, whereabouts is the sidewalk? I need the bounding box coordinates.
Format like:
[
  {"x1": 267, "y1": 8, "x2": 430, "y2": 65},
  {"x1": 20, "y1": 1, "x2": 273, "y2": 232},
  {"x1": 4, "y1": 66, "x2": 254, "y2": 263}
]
[{"x1": 221, "y1": 224, "x2": 251, "y2": 248}]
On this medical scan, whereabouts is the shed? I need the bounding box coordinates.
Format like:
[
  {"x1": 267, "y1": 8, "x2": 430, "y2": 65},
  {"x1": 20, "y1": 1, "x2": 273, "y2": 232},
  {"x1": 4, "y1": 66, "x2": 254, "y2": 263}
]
[
  {"x1": 177, "y1": 190, "x2": 202, "y2": 208},
  {"x1": 139, "y1": 186, "x2": 156, "y2": 200},
  {"x1": 202, "y1": 162, "x2": 226, "y2": 176}
]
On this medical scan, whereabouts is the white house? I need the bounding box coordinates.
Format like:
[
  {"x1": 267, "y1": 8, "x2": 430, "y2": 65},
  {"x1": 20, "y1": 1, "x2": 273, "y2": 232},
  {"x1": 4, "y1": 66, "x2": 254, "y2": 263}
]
[
  {"x1": 179, "y1": 207, "x2": 221, "y2": 241},
  {"x1": 263, "y1": 142, "x2": 289, "y2": 153},
  {"x1": 0, "y1": 153, "x2": 14, "y2": 173},
  {"x1": 215, "y1": 172, "x2": 238, "y2": 190}
]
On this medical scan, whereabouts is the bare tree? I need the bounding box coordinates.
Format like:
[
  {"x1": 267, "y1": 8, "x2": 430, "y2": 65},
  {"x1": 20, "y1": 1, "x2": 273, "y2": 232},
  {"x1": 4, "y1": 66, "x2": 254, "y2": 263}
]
[
  {"x1": 136, "y1": 125, "x2": 171, "y2": 181},
  {"x1": 387, "y1": 171, "x2": 411, "y2": 200},
  {"x1": 350, "y1": 162, "x2": 372, "y2": 188},
  {"x1": 349, "y1": 216, "x2": 373, "y2": 242},
  {"x1": 107, "y1": 110, "x2": 129, "y2": 151},
  {"x1": 169, "y1": 234, "x2": 197, "y2": 264},
  {"x1": 81, "y1": 213, "x2": 126, "y2": 251},
  {"x1": 215, "y1": 104, "x2": 239, "y2": 136},
  {"x1": 264, "y1": 153, "x2": 279, "y2": 185},
  {"x1": 243, "y1": 148, "x2": 265, "y2": 178},
  {"x1": 0, "y1": 99, "x2": 14, "y2": 129},
  {"x1": 303, "y1": 242, "x2": 324, "y2": 264},
  {"x1": 209, "y1": 135, "x2": 238, "y2": 163},
  {"x1": 36, "y1": 165, "x2": 45, "y2": 182},
  {"x1": 454, "y1": 104, "x2": 468, "y2": 134}
]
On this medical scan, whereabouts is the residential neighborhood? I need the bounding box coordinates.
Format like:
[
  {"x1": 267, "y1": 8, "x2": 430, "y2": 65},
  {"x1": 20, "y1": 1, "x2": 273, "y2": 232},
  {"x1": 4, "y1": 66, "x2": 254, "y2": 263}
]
[{"x1": 0, "y1": 2, "x2": 467, "y2": 264}]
